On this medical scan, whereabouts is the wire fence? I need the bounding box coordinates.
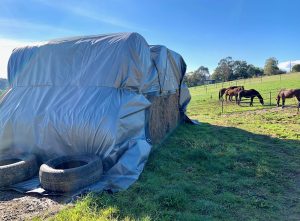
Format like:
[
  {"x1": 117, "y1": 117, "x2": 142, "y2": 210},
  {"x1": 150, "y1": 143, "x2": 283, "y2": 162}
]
[
  {"x1": 194, "y1": 74, "x2": 297, "y2": 95},
  {"x1": 189, "y1": 73, "x2": 300, "y2": 115},
  {"x1": 198, "y1": 90, "x2": 300, "y2": 115}
]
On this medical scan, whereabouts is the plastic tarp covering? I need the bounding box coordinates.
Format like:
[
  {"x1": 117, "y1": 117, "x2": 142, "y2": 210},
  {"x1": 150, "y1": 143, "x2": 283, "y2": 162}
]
[{"x1": 0, "y1": 32, "x2": 191, "y2": 193}]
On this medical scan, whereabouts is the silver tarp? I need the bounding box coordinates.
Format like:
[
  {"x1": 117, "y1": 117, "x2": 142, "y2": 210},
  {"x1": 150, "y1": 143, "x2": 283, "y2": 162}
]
[{"x1": 0, "y1": 32, "x2": 190, "y2": 193}]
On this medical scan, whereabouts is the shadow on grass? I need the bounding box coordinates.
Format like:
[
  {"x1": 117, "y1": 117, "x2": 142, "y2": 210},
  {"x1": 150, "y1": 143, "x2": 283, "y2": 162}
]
[
  {"x1": 55, "y1": 123, "x2": 300, "y2": 221},
  {"x1": 222, "y1": 99, "x2": 277, "y2": 107},
  {"x1": 238, "y1": 102, "x2": 277, "y2": 108}
]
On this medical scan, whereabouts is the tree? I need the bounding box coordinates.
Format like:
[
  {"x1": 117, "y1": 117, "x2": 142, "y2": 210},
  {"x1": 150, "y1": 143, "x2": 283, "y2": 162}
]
[
  {"x1": 183, "y1": 66, "x2": 210, "y2": 87},
  {"x1": 212, "y1": 57, "x2": 263, "y2": 81},
  {"x1": 212, "y1": 57, "x2": 234, "y2": 81},
  {"x1": 264, "y1": 57, "x2": 279, "y2": 75},
  {"x1": 232, "y1": 60, "x2": 249, "y2": 79},
  {"x1": 292, "y1": 64, "x2": 300, "y2": 72},
  {"x1": 247, "y1": 65, "x2": 264, "y2": 77},
  {"x1": 193, "y1": 66, "x2": 210, "y2": 84}
]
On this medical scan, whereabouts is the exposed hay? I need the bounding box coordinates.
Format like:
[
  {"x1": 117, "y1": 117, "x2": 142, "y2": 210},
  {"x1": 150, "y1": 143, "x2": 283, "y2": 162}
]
[{"x1": 147, "y1": 91, "x2": 182, "y2": 144}]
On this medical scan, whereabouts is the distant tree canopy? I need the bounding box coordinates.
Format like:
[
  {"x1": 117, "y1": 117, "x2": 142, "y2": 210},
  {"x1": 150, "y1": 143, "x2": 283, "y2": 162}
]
[
  {"x1": 184, "y1": 56, "x2": 288, "y2": 87},
  {"x1": 211, "y1": 57, "x2": 263, "y2": 82},
  {"x1": 292, "y1": 64, "x2": 300, "y2": 72},
  {"x1": 184, "y1": 66, "x2": 210, "y2": 87},
  {"x1": 264, "y1": 57, "x2": 281, "y2": 75}
]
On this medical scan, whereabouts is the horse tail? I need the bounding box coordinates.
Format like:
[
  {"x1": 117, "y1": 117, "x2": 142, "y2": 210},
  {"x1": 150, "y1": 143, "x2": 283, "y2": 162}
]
[
  {"x1": 295, "y1": 89, "x2": 300, "y2": 101},
  {"x1": 219, "y1": 89, "x2": 224, "y2": 100}
]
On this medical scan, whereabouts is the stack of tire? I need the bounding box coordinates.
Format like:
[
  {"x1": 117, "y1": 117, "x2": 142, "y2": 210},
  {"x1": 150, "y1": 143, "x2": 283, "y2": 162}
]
[
  {"x1": 0, "y1": 153, "x2": 102, "y2": 193},
  {"x1": 0, "y1": 154, "x2": 38, "y2": 188}
]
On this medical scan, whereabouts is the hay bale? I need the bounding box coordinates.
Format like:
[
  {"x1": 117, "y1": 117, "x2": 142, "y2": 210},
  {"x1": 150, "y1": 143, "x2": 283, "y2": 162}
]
[{"x1": 146, "y1": 91, "x2": 182, "y2": 144}]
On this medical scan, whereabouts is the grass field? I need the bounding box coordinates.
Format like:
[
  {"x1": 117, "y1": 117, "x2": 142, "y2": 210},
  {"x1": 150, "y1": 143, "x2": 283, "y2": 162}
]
[
  {"x1": 37, "y1": 73, "x2": 300, "y2": 221},
  {"x1": 188, "y1": 72, "x2": 300, "y2": 117},
  {"x1": 188, "y1": 72, "x2": 300, "y2": 140}
]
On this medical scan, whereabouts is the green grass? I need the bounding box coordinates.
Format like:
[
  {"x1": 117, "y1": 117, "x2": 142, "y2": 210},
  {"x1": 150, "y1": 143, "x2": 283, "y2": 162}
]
[
  {"x1": 188, "y1": 72, "x2": 300, "y2": 118},
  {"x1": 37, "y1": 73, "x2": 300, "y2": 221}
]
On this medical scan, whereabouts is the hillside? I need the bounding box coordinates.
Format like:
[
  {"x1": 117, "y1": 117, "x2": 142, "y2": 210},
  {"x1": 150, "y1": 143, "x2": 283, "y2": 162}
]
[
  {"x1": 34, "y1": 73, "x2": 300, "y2": 220},
  {"x1": 189, "y1": 72, "x2": 300, "y2": 116}
]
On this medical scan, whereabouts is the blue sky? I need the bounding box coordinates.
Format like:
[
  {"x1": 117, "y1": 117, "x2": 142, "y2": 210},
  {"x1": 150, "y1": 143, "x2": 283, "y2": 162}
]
[{"x1": 0, "y1": 0, "x2": 300, "y2": 78}]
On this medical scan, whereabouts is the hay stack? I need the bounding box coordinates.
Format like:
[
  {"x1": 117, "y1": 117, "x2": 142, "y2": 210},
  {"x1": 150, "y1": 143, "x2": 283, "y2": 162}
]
[{"x1": 147, "y1": 91, "x2": 182, "y2": 144}]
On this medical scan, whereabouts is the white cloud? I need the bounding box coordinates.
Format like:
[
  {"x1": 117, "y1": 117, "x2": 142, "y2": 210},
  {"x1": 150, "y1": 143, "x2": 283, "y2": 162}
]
[
  {"x1": 0, "y1": 18, "x2": 75, "y2": 36},
  {"x1": 0, "y1": 38, "x2": 43, "y2": 78},
  {"x1": 36, "y1": 0, "x2": 142, "y2": 30},
  {"x1": 278, "y1": 60, "x2": 300, "y2": 72},
  {"x1": 68, "y1": 6, "x2": 140, "y2": 30},
  {"x1": 0, "y1": 16, "x2": 74, "y2": 79}
]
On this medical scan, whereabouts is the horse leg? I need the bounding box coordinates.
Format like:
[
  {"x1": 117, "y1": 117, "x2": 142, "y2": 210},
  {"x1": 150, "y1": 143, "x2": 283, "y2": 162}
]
[
  {"x1": 296, "y1": 96, "x2": 300, "y2": 109},
  {"x1": 282, "y1": 96, "x2": 285, "y2": 108},
  {"x1": 250, "y1": 97, "x2": 254, "y2": 106},
  {"x1": 277, "y1": 96, "x2": 280, "y2": 107},
  {"x1": 225, "y1": 94, "x2": 228, "y2": 102},
  {"x1": 235, "y1": 95, "x2": 238, "y2": 104}
]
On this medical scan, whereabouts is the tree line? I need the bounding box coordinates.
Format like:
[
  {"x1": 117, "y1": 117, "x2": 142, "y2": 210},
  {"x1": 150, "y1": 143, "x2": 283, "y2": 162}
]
[{"x1": 184, "y1": 57, "x2": 291, "y2": 87}]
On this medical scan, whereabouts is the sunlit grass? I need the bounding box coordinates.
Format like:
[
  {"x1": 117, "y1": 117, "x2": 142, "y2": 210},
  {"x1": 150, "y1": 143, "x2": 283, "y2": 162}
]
[
  {"x1": 188, "y1": 72, "x2": 300, "y2": 118},
  {"x1": 35, "y1": 73, "x2": 300, "y2": 220}
]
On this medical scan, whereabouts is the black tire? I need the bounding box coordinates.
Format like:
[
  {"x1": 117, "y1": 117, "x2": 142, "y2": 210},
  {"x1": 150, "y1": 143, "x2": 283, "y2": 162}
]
[
  {"x1": 39, "y1": 154, "x2": 103, "y2": 193},
  {"x1": 0, "y1": 154, "x2": 38, "y2": 187}
]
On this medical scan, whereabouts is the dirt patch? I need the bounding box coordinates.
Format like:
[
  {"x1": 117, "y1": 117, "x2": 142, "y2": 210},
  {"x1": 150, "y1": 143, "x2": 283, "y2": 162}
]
[{"x1": 0, "y1": 190, "x2": 68, "y2": 220}]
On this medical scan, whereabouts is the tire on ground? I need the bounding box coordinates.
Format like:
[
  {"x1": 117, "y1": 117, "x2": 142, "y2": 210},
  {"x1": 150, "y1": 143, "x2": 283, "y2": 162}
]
[
  {"x1": 39, "y1": 154, "x2": 103, "y2": 193},
  {"x1": 0, "y1": 153, "x2": 38, "y2": 187}
]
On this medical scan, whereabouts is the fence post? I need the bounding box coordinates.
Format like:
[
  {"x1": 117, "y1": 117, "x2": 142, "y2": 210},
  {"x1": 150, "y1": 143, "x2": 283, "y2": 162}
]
[{"x1": 269, "y1": 92, "x2": 271, "y2": 106}]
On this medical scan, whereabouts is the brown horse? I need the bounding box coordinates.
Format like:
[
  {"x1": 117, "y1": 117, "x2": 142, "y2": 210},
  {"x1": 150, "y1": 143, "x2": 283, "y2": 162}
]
[
  {"x1": 219, "y1": 86, "x2": 244, "y2": 100},
  {"x1": 225, "y1": 87, "x2": 244, "y2": 102},
  {"x1": 276, "y1": 89, "x2": 300, "y2": 108},
  {"x1": 238, "y1": 89, "x2": 264, "y2": 106}
]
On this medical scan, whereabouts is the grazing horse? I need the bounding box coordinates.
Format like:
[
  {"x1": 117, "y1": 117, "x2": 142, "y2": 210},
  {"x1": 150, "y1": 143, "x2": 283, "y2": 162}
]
[
  {"x1": 276, "y1": 89, "x2": 300, "y2": 108},
  {"x1": 238, "y1": 89, "x2": 264, "y2": 106},
  {"x1": 225, "y1": 87, "x2": 244, "y2": 103},
  {"x1": 219, "y1": 86, "x2": 244, "y2": 100}
]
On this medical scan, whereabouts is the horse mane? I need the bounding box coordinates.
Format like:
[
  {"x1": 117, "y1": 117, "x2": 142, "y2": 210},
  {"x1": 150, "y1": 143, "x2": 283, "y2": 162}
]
[{"x1": 255, "y1": 90, "x2": 263, "y2": 100}]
